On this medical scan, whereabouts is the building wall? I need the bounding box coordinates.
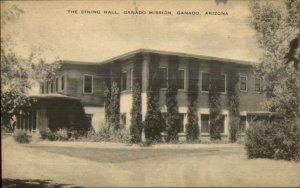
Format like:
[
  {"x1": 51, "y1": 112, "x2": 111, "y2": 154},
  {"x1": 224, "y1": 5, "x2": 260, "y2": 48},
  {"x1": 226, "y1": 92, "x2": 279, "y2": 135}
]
[
  {"x1": 40, "y1": 65, "x2": 105, "y2": 107},
  {"x1": 83, "y1": 106, "x2": 105, "y2": 132}
]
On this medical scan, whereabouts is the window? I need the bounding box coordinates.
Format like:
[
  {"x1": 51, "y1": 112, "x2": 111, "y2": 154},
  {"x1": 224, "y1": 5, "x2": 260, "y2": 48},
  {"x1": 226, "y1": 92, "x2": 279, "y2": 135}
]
[
  {"x1": 240, "y1": 76, "x2": 247, "y2": 91},
  {"x1": 41, "y1": 83, "x2": 44, "y2": 94},
  {"x1": 50, "y1": 82, "x2": 54, "y2": 93},
  {"x1": 127, "y1": 69, "x2": 132, "y2": 90},
  {"x1": 201, "y1": 72, "x2": 210, "y2": 91},
  {"x1": 201, "y1": 114, "x2": 210, "y2": 133},
  {"x1": 84, "y1": 75, "x2": 93, "y2": 93},
  {"x1": 215, "y1": 74, "x2": 226, "y2": 93},
  {"x1": 255, "y1": 78, "x2": 261, "y2": 92},
  {"x1": 157, "y1": 67, "x2": 167, "y2": 88},
  {"x1": 202, "y1": 72, "x2": 226, "y2": 93},
  {"x1": 178, "y1": 113, "x2": 185, "y2": 133},
  {"x1": 46, "y1": 82, "x2": 49, "y2": 93},
  {"x1": 201, "y1": 114, "x2": 225, "y2": 133},
  {"x1": 86, "y1": 114, "x2": 93, "y2": 127},
  {"x1": 61, "y1": 76, "x2": 65, "y2": 91},
  {"x1": 55, "y1": 77, "x2": 59, "y2": 92},
  {"x1": 239, "y1": 116, "x2": 247, "y2": 132},
  {"x1": 122, "y1": 72, "x2": 127, "y2": 91},
  {"x1": 121, "y1": 113, "x2": 126, "y2": 128},
  {"x1": 177, "y1": 69, "x2": 185, "y2": 90}
]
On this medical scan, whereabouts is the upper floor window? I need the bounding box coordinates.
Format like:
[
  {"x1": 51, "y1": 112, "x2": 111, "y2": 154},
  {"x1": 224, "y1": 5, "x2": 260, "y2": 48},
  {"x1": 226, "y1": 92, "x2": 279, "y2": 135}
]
[
  {"x1": 201, "y1": 72, "x2": 210, "y2": 92},
  {"x1": 157, "y1": 67, "x2": 167, "y2": 88},
  {"x1": 240, "y1": 76, "x2": 247, "y2": 91},
  {"x1": 84, "y1": 75, "x2": 93, "y2": 94},
  {"x1": 255, "y1": 78, "x2": 261, "y2": 92},
  {"x1": 122, "y1": 72, "x2": 127, "y2": 91},
  {"x1": 55, "y1": 77, "x2": 59, "y2": 92},
  {"x1": 201, "y1": 72, "x2": 226, "y2": 93},
  {"x1": 61, "y1": 76, "x2": 65, "y2": 91},
  {"x1": 177, "y1": 69, "x2": 185, "y2": 90}
]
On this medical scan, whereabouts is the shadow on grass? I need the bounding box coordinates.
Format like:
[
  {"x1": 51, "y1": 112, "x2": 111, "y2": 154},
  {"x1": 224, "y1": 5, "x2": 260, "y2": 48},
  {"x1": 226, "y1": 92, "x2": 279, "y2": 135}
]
[{"x1": 2, "y1": 178, "x2": 82, "y2": 188}]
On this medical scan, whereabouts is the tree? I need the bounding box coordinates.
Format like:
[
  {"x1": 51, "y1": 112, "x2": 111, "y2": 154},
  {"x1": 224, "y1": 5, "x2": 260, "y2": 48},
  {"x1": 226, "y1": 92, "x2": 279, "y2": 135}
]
[
  {"x1": 249, "y1": 0, "x2": 300, "y2": 120},
  {"x1": 1, "y1": 3, "x2": 59, "y2": 131}
]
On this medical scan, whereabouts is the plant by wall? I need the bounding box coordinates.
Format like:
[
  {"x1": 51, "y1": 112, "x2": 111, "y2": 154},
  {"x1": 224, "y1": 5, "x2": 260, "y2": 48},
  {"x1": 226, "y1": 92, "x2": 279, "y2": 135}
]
[
  {"x1": 186, "y1": 61, "x2": 200, "y2": 141},
  {"x1": 130, "y1": 56, "x2": 143, "y2": 143},
  {"x1": 108, "y1": 62, "x2": 121, "y2": 130},
  {"x1": 209, "y1": 64, "x2": 222, "y2": 140},
  {"x1": 103, "y1": 67, "x2": 111, "y2": 124},
  {"x1": 144, "y1": 53, "x2": 165, "y2": 142},
  {"x1": 165, "y1": 56, "x2": 181, "y2": 142},
  {"x1": 226, "y1": 68, "x2": 240, "y2": 142}
]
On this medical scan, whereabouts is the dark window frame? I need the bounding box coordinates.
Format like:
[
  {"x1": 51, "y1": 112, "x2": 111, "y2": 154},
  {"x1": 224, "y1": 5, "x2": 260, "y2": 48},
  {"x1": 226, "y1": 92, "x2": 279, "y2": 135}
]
[
  {"x1": 83, "y1": 75, "x2": 93, "y2": 94},
  {"x1": 240, "y1": 76, "x2": 247, "y2": 91}
]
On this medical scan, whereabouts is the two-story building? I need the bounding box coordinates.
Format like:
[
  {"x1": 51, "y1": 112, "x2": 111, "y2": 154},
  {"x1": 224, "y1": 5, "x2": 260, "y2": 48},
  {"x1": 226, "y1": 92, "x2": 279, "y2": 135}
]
[{"x1": 19, "y1": 49, "x2": 267, "y2": 140}]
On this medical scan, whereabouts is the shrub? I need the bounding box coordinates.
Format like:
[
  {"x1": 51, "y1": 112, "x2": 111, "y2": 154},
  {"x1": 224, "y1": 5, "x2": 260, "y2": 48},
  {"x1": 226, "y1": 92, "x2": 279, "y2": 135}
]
[
  {"x1": 245, "y1": 119, "x2": 300, "y2": 160},
  {"x1": 53, "y1": 129, "x2": 69, "y2": 141},
  {"x1": 13, "y1": 130, "x2": 30, "y2": 144},
  {"x1": 84, "y1": 124, "x2": 131, "y2": 143},
  {"x1": 39, "y1": 128, "x2": 55, "y2": 141}
]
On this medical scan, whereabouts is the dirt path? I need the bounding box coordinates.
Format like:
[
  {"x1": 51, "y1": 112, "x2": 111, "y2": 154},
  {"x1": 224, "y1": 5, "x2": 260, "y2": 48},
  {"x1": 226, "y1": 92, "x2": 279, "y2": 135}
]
[{"x1": 2, "y1": 137, "x2": 300, "y2": 187}]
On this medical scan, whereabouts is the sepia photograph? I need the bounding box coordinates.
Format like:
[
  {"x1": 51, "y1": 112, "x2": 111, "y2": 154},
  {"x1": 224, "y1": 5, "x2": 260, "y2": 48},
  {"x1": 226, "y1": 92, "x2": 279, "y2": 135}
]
[{"x1": 1, "y1": 0, "x2": 300, "y2": 187}]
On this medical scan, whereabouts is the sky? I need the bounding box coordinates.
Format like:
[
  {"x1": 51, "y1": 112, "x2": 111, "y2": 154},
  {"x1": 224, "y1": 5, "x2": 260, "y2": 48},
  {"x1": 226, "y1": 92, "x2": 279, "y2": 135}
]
[{"x1": 2, "y1": 0, "x2": 265, "y2": 64}]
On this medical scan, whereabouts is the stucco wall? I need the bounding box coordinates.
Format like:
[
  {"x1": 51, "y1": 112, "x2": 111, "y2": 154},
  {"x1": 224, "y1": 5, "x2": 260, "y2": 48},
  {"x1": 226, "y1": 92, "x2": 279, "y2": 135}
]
[{"x1": 84, "y1": 106, "x2": 105, "y2": 132}]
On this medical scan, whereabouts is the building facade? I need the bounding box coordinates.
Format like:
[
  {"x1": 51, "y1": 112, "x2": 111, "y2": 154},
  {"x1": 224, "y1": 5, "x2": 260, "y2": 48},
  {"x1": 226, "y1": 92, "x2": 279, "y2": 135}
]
[{"x1": 37, "y1": 49, "x2": 266, "y2": 140}]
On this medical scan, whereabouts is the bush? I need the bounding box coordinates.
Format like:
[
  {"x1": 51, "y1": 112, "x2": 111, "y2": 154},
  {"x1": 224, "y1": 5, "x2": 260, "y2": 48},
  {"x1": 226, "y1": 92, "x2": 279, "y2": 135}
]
[
  {"x1": 53, "y1": 129, "x2": 69, "y2": 141},
  {"x1": 84, "y1": 124, "x2": 131, "y2": 143},
  {"x1": 13, "y1": 130, "x2": 30, "y2": 144},
  {"x1": 245, "y1": 119, "x2": 300, "y2": 160},
  {"x1": 39, "y1": 128, "x2": 55, "y2": 141}
]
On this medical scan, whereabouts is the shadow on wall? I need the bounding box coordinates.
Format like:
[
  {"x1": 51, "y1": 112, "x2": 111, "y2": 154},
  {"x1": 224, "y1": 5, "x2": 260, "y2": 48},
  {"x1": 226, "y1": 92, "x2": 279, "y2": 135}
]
[{"x1": 2, "y1": 178, "x2": 82, "y2": 188}]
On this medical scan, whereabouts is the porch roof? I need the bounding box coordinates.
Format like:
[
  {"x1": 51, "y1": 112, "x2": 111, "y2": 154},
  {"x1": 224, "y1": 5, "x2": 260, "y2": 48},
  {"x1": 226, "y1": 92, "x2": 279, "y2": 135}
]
[{"x1": 28, "y1": 94, "x2": 80, "y2": 100}]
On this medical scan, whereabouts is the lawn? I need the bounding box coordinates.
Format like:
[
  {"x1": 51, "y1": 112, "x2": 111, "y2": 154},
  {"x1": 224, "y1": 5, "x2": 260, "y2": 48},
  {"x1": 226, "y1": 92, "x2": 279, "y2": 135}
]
[{"x1": 2, "y1": 137, "x2": 300, "y2": 187}]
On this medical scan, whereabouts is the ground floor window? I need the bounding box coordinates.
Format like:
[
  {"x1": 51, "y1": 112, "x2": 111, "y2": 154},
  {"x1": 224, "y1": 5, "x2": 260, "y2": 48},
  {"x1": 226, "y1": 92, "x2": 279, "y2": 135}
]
[
  {"x1": 161, "y1": 112, "x2": 185, "y2": 133},
  {"x1": 239, "y1": 116, "x2": 247, "y2": 132},
  {"x1": 86, "y1": 114, "x2": 93, "y2": 127},
  {"x1": 200, "y1": 114, "x2": 225, "y2": 133}
]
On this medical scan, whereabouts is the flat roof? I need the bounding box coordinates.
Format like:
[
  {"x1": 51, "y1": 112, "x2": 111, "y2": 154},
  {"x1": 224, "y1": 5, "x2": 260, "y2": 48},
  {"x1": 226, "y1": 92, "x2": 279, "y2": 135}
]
[
  {"x1": 97, "y1": 48, "x2": 256, "y2": 66},
  {"x1": 58, "y1": 49, "x2": 257, "y2": 67}
]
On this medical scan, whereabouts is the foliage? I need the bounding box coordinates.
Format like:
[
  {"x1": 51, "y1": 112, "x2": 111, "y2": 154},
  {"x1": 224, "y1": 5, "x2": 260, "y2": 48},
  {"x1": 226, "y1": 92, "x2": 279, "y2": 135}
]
[
  {"x1": 104, "y1": 63, "x2": 121, "y2": 130},
  {"x1": 53, "y1": 129, "x2": 69, "y2": 141},
  {"x1": 130, "y1": 83, "x2": 143, "y2": 143},
  {"x1": 1, "y1": 4, "x2": 60, "y2": 132},
  {"x1": 144, "y1": 54, "x2": 165, "y2": 142},
  {"x1": 249, "y1": 0, "x2": 300, "y2": 120},
  {"x1": 13, "y1": 130, "x2": 30, "y2": 144},
  {"x1": 83, "y1": 125, "x2": 131, "y2": 143},
  {"x1": 186, "y1": 61, "x2": 200, "y2": 141},
  {"x1": 226, "y1": 69, "x2": 240, "y2": 142},
  {"x1": 165, "y1": 56, "x2": 181, "y2": 142},
  {"x1": 209, "y1": 67, "x2": 223, "y2": 140},
  {"x1": 245, "y1": 118, "x2": 300, "y2": 160}
]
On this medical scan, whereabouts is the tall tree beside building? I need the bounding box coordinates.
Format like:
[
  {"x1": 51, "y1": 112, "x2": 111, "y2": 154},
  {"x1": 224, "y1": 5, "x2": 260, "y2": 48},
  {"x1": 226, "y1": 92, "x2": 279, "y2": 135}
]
[
  {"x1": 107, "y1": 62, "x2": 121, "y2": 130},
  {"x1": 144, "y1": 54, "x2": 165, "y2": 142},
  {"x1": 249, "y1": 0, "x2": 300, "y2": 120},
  {"x1": 130, "y1": 56, "x2": 143, "y2": 143},
  {"x1": 186, "y1": 61, "x2": 200, "y2": 141},
  {"x1": 226, "y1": 68, "x2": 240, "y2": 142},
  {"x1": 165, "y1": 56, "x2": 181, "y2": 142},
  {"x1": 209, "y1": 65, "x2": 223, "y2": 140},
  {"x1": 1, "y1": 4, "x2": 59, "y2": 132}
]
